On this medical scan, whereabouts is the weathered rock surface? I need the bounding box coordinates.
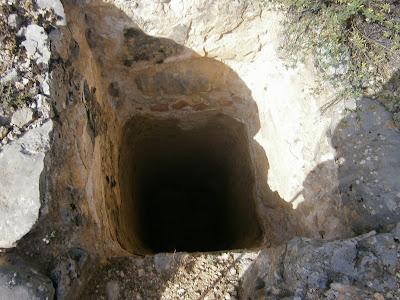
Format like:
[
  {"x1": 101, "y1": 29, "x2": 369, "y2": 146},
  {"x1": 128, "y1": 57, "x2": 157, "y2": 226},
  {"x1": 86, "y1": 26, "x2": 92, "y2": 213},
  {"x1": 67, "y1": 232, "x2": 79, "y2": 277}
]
[
  {"x1": 36, "y1": 0, "x2": 66, "y2": 26},
  {"x1": 333, "y1": 98, "x2": 400, "y2": 233},
  {"x1": 21, "y1": 24, "x2": 50, "y2": 66},
  {"x1": 11, "y1": 107, "x2": 34, "y2": 128},
  {"x1": 240, "y1": 228, "x2": 399, "y2": 299},
  {"x1": 35, "y1": 94, "x2": 53, "y2": 120},
  {"x1": 0, "y1": 120, "x2": 53, "y2": 248},
  {"x1": 0, "y1": 254, "x2": 54, "y2": 300}
]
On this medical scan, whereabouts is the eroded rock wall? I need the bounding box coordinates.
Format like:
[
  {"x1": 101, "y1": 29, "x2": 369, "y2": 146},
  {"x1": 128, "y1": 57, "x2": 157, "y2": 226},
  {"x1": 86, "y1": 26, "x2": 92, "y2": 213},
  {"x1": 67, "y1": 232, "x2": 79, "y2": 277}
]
[{"x1": 43, "y1": 0, "x2": 357, "y2": 263}]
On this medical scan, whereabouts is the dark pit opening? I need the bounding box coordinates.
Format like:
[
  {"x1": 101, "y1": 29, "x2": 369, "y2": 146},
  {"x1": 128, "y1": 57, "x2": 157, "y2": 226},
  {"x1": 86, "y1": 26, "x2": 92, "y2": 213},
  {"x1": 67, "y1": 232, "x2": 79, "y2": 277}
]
[{"x1": 118, "y1": 112, "x2": 262, "y2": 253}]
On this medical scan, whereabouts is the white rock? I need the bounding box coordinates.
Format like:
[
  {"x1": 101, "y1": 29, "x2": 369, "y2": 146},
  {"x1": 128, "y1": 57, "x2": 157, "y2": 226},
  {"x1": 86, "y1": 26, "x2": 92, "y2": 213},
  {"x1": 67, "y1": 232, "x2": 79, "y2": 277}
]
[
  {"x1": 0, "y1": 120, "x2": 53, "y2": 248},
  {"x1": 36, "y1": 94, "x2": 52, "y2": 120},
  {"x1": 177, "y1": 289, "x2": 185, "y2": 295},
  {"x1": 11, "y1": 107, "x2": 34, "y2": 128},
  {"x1": 15, "y1": 81, "x2": 24, "y2": 90},
  {"x1": 21, "y1": 25, "x2": 50, "y2": 66},
  {"x1": 7, "y1": 14, "x2": 22, "y2": 30},
  {"x1": 22, "y1": 78, "x2": 29, "y2": 86},
  {"x1": 36, "y1": 0, "x2": 67, "y2": 26},
  {"x1": 42, "y1": 73, "x2": 51, "y2": 95}
]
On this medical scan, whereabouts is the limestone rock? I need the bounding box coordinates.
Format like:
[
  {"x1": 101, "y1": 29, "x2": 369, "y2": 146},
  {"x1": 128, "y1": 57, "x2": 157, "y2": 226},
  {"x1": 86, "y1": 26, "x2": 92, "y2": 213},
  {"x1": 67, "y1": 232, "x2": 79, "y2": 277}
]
[
  {"x1": 1, "y1": 68, "x2": 18, "y2": 85},
  {"x1": 0, "y1": 120, "x2": 53, "y2": 248},
  {"x1": 11, "y1": 107, "x2": 34, "y2": 128},
  {"x1": 333, "y1": 98, "x2": 400, "y2": 233},
  {"x1": 240, "y1": 231, "x2": 398, "y2": 299},
  {"x1": 7, "y1": 14, "x2": 22, "y2": 30},
  {"x1": 35, "y1": 94, "x2": 53, "y2": 120},
  {"x1": 21, "y1": 25, "x2": 50, "y2": 66},
  {"x1": 0, "y1": 254, "x2": 54, "y2": 300},
  {"x1": 36, "y1": 0, "x2": 67, "y2": 26}
]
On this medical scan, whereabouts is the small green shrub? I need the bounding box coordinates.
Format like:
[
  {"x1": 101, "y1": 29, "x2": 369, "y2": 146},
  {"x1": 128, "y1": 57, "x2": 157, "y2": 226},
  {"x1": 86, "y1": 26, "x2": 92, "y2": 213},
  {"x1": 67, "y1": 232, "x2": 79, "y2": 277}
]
[
  {"x1": 262, "y1": 0, "x2": 400, "y2": 111},
  {"x1": 0, "y1": 83, "x2": 32, "y2": 108}
]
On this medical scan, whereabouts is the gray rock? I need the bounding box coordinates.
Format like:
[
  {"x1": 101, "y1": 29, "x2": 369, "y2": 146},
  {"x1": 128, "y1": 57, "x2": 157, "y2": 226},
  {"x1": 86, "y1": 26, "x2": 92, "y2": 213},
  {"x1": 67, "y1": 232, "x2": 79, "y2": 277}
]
[
  {"x1": 333, "y1": 98, "x2": 400, "y2": 233},
  {"x1": 359, "y1": 233, "x2": 397, "y2": 274},
  {"x1": 16, "y1": 27, "x2": 26, "y2": 38},
  {"x1": 8, "y1": 14, "x2": 22, "y2": 31},
  {"x1": 1, "y1": 69, "x2": 18, "y2": 85},
  {"x1": 392, "y1": 222, "x2": 400, "y2": 240},
  {"x1": 11, "y1": 107, "x2": 34, "y2": 128},
  {"x1": 106, "y1": 281, "x2": 120, "y2": 300},
  {"x1": 0, "y1": 254, "x2": 55, "y2": 300},
  {"x1": 154, "y1": 253, "x2": 175, "y2": 272},
  {"x1": 21, "y1": 25, "x2": 50, "y2": 66},
  {"x1": 0, "y1": 108, "x2": 10, "y2": 126},
  {"x1": 42, "y1": 73, "x2": 51, "y2": 95},
  {"x1": 0, "y1": 120, "x2": 53, "y2": 248},
  {"x1": 50, "y1": 249, "x2": 89, "y2": 300},
  {"x1": 283, "y1": 238, "x2": 357, "y2": 291},
  {"x1": 36, "y1": 0, "x2": 67, "y2": 26},
  {"x1": 240, "y1": 232, "x2": 398, "y2": 298}
]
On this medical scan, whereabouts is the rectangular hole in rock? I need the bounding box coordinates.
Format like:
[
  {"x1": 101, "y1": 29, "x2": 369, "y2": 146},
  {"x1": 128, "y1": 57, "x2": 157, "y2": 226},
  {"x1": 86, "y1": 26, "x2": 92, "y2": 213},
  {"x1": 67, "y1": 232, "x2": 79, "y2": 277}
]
[{"x1": 117, "y1": 112, "x2": 262, "y2": 254}]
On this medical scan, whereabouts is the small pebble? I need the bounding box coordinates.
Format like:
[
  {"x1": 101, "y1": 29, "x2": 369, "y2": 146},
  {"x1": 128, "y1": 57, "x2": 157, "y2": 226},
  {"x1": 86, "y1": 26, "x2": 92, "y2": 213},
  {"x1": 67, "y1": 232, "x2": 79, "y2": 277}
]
[{"x1": 177, "y1": 288, "x2": 185, "y2": 295}]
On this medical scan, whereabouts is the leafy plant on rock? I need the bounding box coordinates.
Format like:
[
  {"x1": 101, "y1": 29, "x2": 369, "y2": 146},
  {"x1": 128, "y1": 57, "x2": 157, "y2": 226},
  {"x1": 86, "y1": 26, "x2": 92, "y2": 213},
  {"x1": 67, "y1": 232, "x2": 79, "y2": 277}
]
[{"x1": 263, "y1": 0, "x2": 400, "y2": 112}]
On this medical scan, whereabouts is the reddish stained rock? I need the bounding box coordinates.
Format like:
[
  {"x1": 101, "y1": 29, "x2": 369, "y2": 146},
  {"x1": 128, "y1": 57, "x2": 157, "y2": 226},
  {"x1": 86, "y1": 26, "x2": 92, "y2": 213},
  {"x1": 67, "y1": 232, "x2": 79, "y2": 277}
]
[
  {"x1": 192, "y1": 103, "x2": 209, "y2": 111},
  {"x1": 150, "y1": 103, "x2": 169, "y2": 112},
  {"x1": 219, "y1": 99, "x2": 233, "y2": 106},
  {"x1": 136, "y1": 106, "x2": 143, "y2": 110},
  {"x1": 172, "y1": 101, "x2": 189, "y2": 110}
]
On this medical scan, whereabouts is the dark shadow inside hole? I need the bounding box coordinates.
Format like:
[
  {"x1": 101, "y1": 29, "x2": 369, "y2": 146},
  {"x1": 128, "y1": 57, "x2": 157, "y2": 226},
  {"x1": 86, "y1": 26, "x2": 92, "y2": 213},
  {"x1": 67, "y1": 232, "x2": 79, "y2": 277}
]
[{"x1": 119, "y1": 113, "x2": 262, "y2": 253}]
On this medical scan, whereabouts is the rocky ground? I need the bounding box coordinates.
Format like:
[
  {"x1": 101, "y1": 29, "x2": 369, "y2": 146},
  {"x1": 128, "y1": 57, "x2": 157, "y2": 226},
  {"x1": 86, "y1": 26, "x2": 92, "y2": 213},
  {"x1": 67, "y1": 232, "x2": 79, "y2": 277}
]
[
  {"x1": 0, "y1": 1, "x2": 399, "y2": 300},
  {"x1": 81, "y1": 225, "x2": 400, "y2": 299},
  {"x1": 81, "y1": 251, "x2": 249, "y2": 300},
  {"x1": 0, "y1": 0, "x2": 55, "y2": 146}
]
